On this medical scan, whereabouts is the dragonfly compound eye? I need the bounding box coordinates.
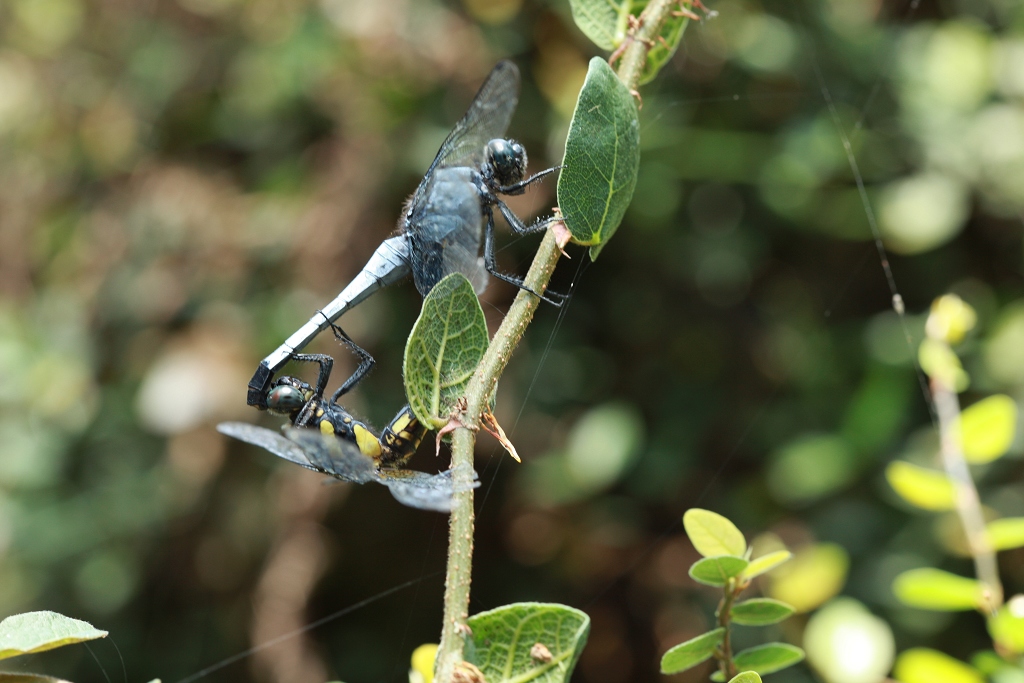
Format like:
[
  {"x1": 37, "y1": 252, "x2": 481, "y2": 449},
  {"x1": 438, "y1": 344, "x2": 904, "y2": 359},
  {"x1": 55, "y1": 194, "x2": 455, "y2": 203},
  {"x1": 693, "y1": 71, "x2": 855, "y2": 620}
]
[
  {"x1": 266, "y1": 382, "x2": 309, "y2": 414},
  {"x1": 486, "y1": 138, "x2": 527, "y2": 186}
]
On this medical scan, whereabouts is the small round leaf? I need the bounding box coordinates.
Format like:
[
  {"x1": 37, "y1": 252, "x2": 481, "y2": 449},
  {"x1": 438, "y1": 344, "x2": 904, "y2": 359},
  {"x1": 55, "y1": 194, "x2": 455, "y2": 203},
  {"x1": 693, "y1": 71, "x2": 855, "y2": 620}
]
[
  {"x1": 683, "y1": 509, "x2": 747, "y2": 558},
  {"x1": 960, "y1": 395, "x2": 1017, "y2": 464},
  {"x1": 885, "y1": 461, "x2": 957, "y2": 511},
  {"x1": 0, "y1": 611, "x2": 107, "y2": 661},
  {"x1": 689, "y1": 556, "x2": 749, "y2": 587},
  {"x1": 892, "y1": 568, "x2": 984, "y2": 611},
  {"x1": 742, "y1": 550, "x2": 792, "y2": 581},
  {"x1": 986, "y1": 517, "x2": 1024, "y2": 551},
  {"x1": 660, "y1": 627, "x2": 725, "y2": 674},
  {"x1": 732, "y1": 643, "x2": 805, "y2": 676},
  {"x1": 730, "y1": 599, "x2": 796, "y2": 626},
  {"x1": 894, "y1": 648, "x2": 984, "y2": 683}
]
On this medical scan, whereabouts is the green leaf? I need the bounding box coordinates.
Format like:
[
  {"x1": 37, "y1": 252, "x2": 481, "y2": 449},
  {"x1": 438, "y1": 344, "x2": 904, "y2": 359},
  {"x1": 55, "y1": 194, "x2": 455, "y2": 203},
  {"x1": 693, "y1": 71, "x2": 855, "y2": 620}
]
[
  {"x1": 988, "y1": 599, "x2": 1024, "y2": 655},
  {"x1": 892, "y1": 568, "x2": 984, "y2": 611},
  {"x1": 741, "y1": 550, "x2": 792, "y2": 580},
  {"x1": 894, "y1": 648, "x2": 984, "y2": 683},
  {"x1": 567, "y1": 0, "x2": 627, "y2": 50},
  {"x1": 885, "y1": 461, "x2": 957, "y2": 511},
  {"x1": 986, "y1": 517, "x2": 1024, "y2": 551},
  {"x1": 638, "y1": 11, "x2": 690, "y2": 85},
  {"x1": 689, "y1": 556, "x2": 749, "y2": 587},
  {"x1": 960, "y1": 394, "x2": 1017, "y2": 464},
  {"x1": 732, "y1": 643, "x2": 805, "y2": 676},
  {"x1": 464, "y1": 602, "x2": 589, "y2": 683},
  {"x1": 728, "y1": 673, "x2": 762, "y2": 683},
  {"x1": 683, "y1": 509, "x2": 747, "y2": 557},
  {"x1": 660, "y1": 627, "x2": 725, "y2": 674},
  {"x1": 767, "y1": 543, "x2": 849, "y2": 613},
  {"x1": 0, "y1": 611, "x2": 107, "y2": 661},
  {"x1": 730, "y1": 599, "x2": 796, "y2": 626},
  {"x1": 918, "y1": 338, "x2": 969, "y2": 390},
  {"x1": 403, "y1": 273, "x2": 489, "y2": 430},
  {"x1": 557, "y1": 57, "x2": 640, "y2": 260}
]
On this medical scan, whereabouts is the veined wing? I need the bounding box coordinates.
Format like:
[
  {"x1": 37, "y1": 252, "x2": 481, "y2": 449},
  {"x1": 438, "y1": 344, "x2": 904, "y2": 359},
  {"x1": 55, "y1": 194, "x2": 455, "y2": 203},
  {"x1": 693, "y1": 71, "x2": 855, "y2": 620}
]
[
  {"x1": 420, "y1": 61, "x2": 520, "y2": 186},
  {"x1": 376, "y1": 468, "x2": 480, "y2": 513},
  {"x1": 218, "y1": 422, "x2": 320, "y2": 472},
  {"x1": 282, "y1": 426, "x2": 378, "y2": 484}
]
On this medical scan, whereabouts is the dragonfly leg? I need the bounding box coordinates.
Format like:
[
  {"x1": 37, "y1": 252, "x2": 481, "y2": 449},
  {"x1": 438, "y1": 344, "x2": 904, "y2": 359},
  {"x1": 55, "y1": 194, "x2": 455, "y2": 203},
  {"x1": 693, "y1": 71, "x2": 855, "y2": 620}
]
[
  {"x1": 496, "y1": 199, "x2": 556, "y2": 236},
  {"x1": 483, "y1": 207, "x2": 568, "y2": 307},
  {"x1": 497, "y1": 165, "x2": 562, "y2": 196},
  {"x1": 287, "y1": 353, "x2": 334, "y2": 398},
  {"x1": 327, "y1": 321, "x2": 376, "y2": 403}
]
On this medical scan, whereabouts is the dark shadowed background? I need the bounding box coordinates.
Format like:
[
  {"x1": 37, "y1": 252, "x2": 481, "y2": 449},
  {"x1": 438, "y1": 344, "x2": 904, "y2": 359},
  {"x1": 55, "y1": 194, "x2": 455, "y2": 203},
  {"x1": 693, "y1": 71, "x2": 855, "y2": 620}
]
[{"x1": 0, "y1": 0, "x2": 1022, "y2": 681}]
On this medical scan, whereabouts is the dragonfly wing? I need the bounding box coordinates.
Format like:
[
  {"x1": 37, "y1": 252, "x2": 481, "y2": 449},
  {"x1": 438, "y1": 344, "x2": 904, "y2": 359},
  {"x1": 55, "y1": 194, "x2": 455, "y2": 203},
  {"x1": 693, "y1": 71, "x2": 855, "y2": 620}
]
[
  {"x1": 411, "y1": 61, "x2": 519, "y2": 206},
  {"x1": 218, "y1": 422, "x2": 320, "y2": 472},
  {"x1": 376, "y1": 468, "x2": 481, "y2": 512},
  {"x1": 282, "y1": 426, "x2": 378, "y2": 484},
  {"x1": 407, "y1": 168, "x2": 485, "y2": 295}
]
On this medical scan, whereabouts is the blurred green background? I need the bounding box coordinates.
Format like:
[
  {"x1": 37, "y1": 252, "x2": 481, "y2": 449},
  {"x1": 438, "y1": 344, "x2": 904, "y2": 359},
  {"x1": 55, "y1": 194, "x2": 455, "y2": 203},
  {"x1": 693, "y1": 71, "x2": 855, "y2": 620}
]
[{"x1": 0, "y1": 0, "x2": 1022, "y2": 681}]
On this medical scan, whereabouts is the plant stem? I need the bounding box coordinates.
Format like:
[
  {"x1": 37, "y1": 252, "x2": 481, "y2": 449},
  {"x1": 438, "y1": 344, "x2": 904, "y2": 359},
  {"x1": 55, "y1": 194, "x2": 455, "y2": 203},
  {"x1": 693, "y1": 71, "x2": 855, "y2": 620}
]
[
  {"x1": 434, "y1": 230, "x2": 562, "y2": 682},
  {"x1": 716, "y1": 584, "x2": 738, "y2": 680},
  {"x1": 616, "y1": 0, "x2": 678, "y2": 91},
  {"x1": 932, "y1": 378, "x2": 1003, "y2": 611}
]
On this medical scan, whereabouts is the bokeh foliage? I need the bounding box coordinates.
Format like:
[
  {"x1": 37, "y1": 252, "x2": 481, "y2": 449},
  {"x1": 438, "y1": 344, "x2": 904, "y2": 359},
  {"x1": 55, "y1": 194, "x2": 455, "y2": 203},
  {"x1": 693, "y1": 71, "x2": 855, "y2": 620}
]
[{"x1": 0, "y1": 0, "x2": 1023, "y2": 681}]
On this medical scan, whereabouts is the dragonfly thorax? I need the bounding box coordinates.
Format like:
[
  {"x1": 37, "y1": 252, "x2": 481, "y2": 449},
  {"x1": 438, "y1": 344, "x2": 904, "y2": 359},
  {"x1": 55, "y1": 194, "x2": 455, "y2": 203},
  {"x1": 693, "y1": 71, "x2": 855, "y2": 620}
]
[{"x1": 484, "y1": 138, "x2": 527, "y2": 188}]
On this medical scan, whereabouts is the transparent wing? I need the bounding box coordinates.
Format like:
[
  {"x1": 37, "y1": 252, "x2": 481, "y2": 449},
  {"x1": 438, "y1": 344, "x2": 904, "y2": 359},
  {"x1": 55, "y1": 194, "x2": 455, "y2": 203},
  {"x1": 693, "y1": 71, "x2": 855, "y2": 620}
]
[
  {"x1": 218, "y1": 422, "x2": 320, "y2": 472},
  {"x1": 424, "y1": 61, "x2": 520, "y2": 180},
  {"x1": 282, "y1": 426, "x2": 378, "y2": 484},
  {"x1": 376, "y1": 468, "x2": 480, "y2": 513}
]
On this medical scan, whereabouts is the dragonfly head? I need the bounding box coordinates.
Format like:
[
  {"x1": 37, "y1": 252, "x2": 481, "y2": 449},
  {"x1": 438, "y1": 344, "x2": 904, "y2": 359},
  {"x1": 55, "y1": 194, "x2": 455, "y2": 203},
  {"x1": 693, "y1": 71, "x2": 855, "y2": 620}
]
[
  {"x1": 266, "y1": 377, "x2": 315, "y2": 416},
  {"x1": 485, "y1": 138, "x2": 527, "y2": 187}
]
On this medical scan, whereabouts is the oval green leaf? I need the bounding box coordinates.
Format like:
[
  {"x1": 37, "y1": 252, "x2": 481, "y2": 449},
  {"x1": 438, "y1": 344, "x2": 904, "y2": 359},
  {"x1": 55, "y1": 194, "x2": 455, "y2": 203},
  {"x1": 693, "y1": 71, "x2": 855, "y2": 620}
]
[
  {"x1": 568, "y1": 0, "x2": 626, "y2": 50},
  {"x1": 767, "y1": 543, "x2": 849, "y2": 613},
  {"x1": 730, "y1": 598, "x2": 796, "y2": 626},
  {"x1": 683, "y1": 508, "x2": 747, "y2": 558},
  {"x1": 403, "y1": 273, "x2": 489, "y2": 429},
  {"x1": 732, "y1": 643, "x2": 805, "y2": 676},
  {"x1": 0, "y1": 611, "x2": 107, "y2": 661},
  {"x1": 988, "y1": 599, "x2": 1024, "y2": 654},
  {"x1": 465, "y1": 602, "x2": 589, "y2": 683},
  {"x1": 894, "y1": 648, "x2": 984, "y2": 683},
  {"x1": 986, "y1": 517, "x2": 1024, "y2": 551},
  {"x1": 689, "y1": 556, "x2": 749, "y2": 587},
  {"x1": 660, "y1": 627, "x2": 725, "y2": 674},
  {"x1": 741, "y1": 550, "x2": 792, "y2": 581},
  {"x1": 729, "y1": 673, "x2": 762, "y2": 683},
  {"x1": 960, "y1": 394, "x2": 1017, "y2": 464},
  {"x1": 892, "y1": 568, "x2": 984, "y2": 611},
  {"x1": 885, "y1": 461, "x2": 957, "y2": 511},
  {"x1": 557, "y1": 57, "x2": 640, "y2": 260}
]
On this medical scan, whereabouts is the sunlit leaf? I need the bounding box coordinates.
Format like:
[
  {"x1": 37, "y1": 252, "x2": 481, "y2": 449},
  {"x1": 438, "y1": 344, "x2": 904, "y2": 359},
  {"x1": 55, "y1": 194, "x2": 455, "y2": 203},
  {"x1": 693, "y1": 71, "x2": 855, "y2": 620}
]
[
  {"x1": 688, "y1": 555, "x2": 749, "y2": 587},
  {"x1": 730, "y1": 598, "x2": 795, "y2": 626},
  {"x1": 660, "y1": 627, "x2": 725, "y2": 674},
  {"x1": 804, "y1": 598, "x2": 895, "y2": 683},
  {"x1": 403, "y1": 273, "x2": 489, "y2": 430},
  {"x1": 464, "y1": 603, "x2": 589, "y2": 683},
  {"x1": 918, "y1": 338, "x2": 969, "y2": 390},
  {"x1": 767, "y1": 543, "x2": 848, "y2": 613},
  {"x1": 960, "y1": 395, "x2": 1017, "y2": 464},
  {"x1": 728, "y1": 673, "x2": 762, "y2": 683},
  {"x1": 557, "y1": 57, "x2": 640, "y2": 260},
  {"x1": 885, "y1": 461, "x2": 957, "y2": 511},
  {"x1": 0, "y1": 611, "x2": 107, "y2": 661},
  {"x1": 988, "y1": 597, "x2": 1024, "y2": 655},
  {"x1": 410, "y1": 643, "x2": 438, "y2": 683},
  {"x1": 986, "y1": 517, "x2": 1024, "y2": 551},
  {"x1": 742, "y1": 550, "x2": 792, "y2": 581},
  {"x1": 892, "y1": 568, "x2": 983, "y2": 611},
  {"x1": 732, "y1": 643, "x2": 806, "y2": 675},
  {"x1": 926, "y1": 294, "x2": 977, "y2": 345},
  {"x1": 893, "y1": 648, "x2": 984, "y2": 683},
  {"x1": 683, "y1": 509, "x2": 747, "y2": 558}
]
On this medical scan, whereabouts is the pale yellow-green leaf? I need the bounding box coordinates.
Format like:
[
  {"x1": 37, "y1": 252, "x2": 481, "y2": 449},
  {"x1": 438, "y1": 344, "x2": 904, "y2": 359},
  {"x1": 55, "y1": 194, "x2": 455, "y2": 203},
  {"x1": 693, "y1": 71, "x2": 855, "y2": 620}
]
[
  {"x1": 766, "y1": 543, "x2": 848, "y2": 613},
  {"x1": 0, "y1": 611, "x2": 107, "y2": 661},
  {"x1": 892, "y1": 568, "x2": 983, "y2": 611},
  {"x1": 918, "y1": 338, "x2": 969, "y2": 390},
  {"x1": 885, "y1": 461, "x2": 956, "y2": 511},
  {"x1": 410, "y1": 643, "x2": 438, "y2": 683},
  {"x1": 988, "y1": 597, "x2": 1024, "y2": 654},
  {"x1": 960, "y1": 394, "x2": 1017, "y2": 464},
  {"x1": 926, "y1": 294, "x2": 976, "y2": 344},
  {"x1": 986, "y1": 517, "x2": 1024, "y2": 551},
  {"x1": 893, "y1": 648, "x2": 983, "y2": 683},
  {"x1": 683, "y1": 509, "x2": 746, "y2": 558},
  {"x1": 742, "y1": 550, "x2": 792, "y2": 581}
]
